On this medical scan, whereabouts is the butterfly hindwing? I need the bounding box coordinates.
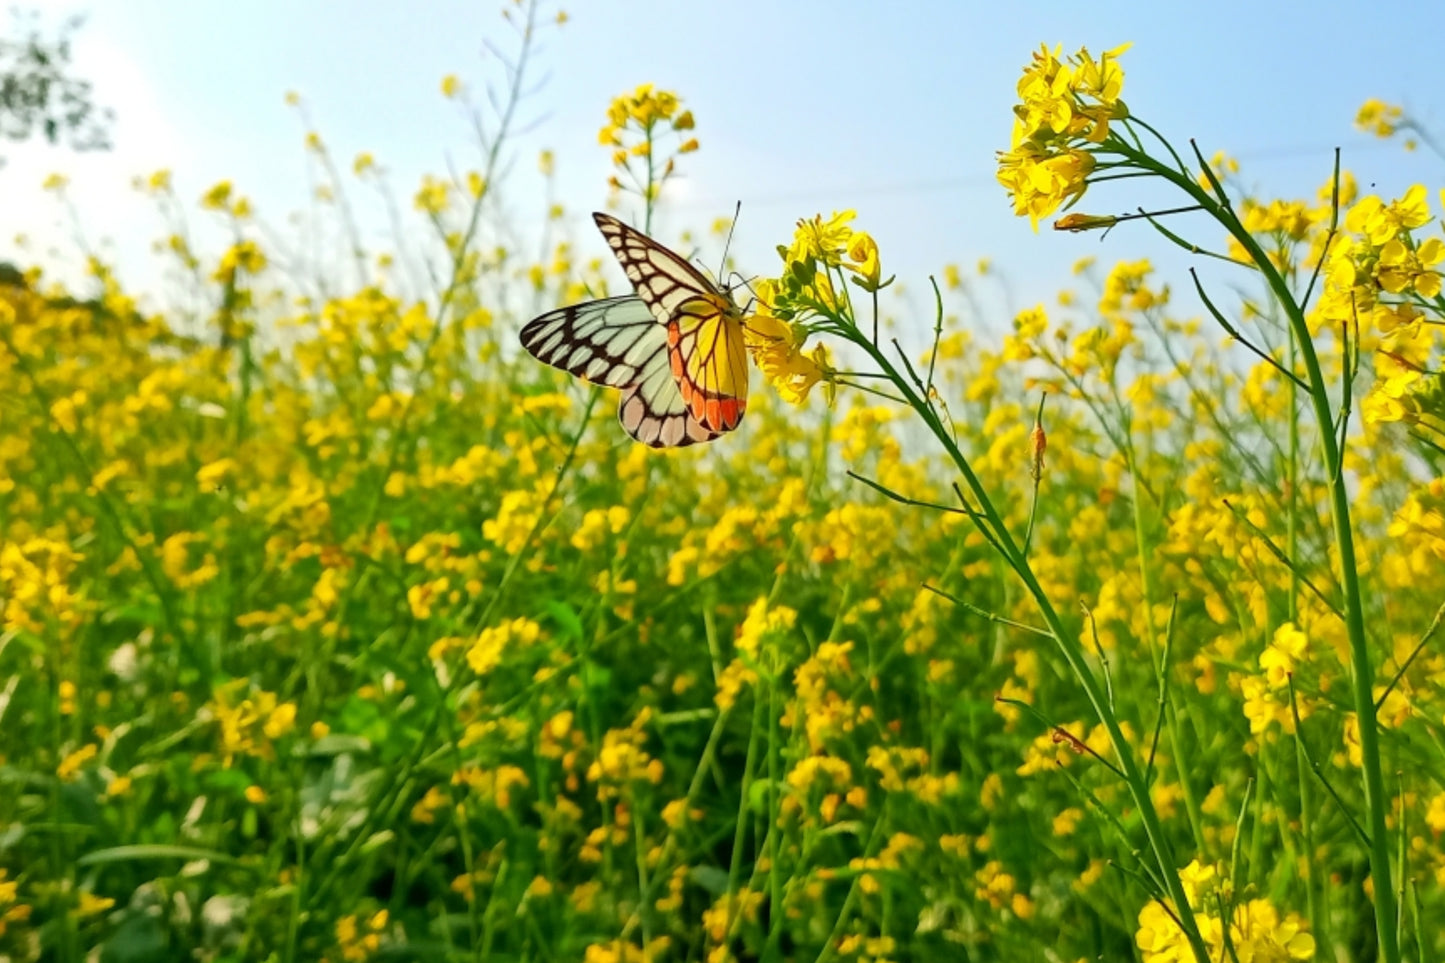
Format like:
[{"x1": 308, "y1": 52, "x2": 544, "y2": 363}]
[
  {"x1": 669, "y1": 296, "x2": 749, "y2": 433},
  {"x1": 619, "y1": 336, "x2": 721, "y2": 447}
]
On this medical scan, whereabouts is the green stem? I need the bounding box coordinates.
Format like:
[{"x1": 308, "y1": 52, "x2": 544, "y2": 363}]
[
  {"x1": 847, "y1": 331, "x2": 1211, "y2": 962},
  {"x1": 1116, "y1": 138, "x2": 1398, "y2": 963},
  {"x1": 1121, "y1": 437, "x2": 1207, "y2": 857}
]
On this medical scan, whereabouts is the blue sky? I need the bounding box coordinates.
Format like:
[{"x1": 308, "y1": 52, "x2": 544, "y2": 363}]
[{"x1": 4, "y1": 0, "x2": 1442, "y2": 330}]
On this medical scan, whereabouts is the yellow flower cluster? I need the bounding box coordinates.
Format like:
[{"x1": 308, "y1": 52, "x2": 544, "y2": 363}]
[
  {"x1": 997, "y1": 44, "x2": 1131, "y2": 228},
  {"x1": 466, "y1": 617, "x2": 544, "y2": 676},
  {"x1": 208, "y1": 680, "x2": 298, "y2": 766},
  {"x1": 1137, "y1": 862, "x2": 1314, "y2": 963},
  {"x1": 586, "y1": 709, "x2": 664, "y2": 800},
  {"x1": 597, "y1": 83, "x2": 697, "y2": 200},
  {"x1": 0, "y1": 537, "x2": 85, "y2": 632},
  {"x1": 333, "y1": 909, "x2": 389, "y2": 962},
  {"x1": 1311, "y1": 183, "x2": 1445, "y2": 428}
]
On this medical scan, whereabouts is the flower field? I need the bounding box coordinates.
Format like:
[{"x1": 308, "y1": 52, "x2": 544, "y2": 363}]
[{"x1": 1, "y1": 20, "x2": 1443, "y2": 963}]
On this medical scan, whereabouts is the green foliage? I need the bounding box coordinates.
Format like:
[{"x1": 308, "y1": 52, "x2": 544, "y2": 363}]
[{"x1": 0, "y1": 10, "x2": 112, "y2": 153}]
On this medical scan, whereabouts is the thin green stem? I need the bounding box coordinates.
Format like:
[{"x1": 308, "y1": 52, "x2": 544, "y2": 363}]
[
  {"x1": 843, "y1": 327, "x2": 1211, "y2": 961},
  {"x1": 1116, "y1": 136, "x2": 1398, "y2": 963}
]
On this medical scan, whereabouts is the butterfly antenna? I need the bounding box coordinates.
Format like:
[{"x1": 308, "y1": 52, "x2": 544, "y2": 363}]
[{"x1": 717, "y1": 201, "x2": 742, "y2": 281}]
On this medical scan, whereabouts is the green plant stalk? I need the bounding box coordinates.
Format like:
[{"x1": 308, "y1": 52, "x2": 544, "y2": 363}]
[
  {"x1": 723, "y1": 688, "x2": 768, "y2": 952},
  {"x1": 1286, "y1": 307, "x2": 1331, "y2": 955},
  {"x1": 1121, "y1": 437, "x2": 1207, "y2": 856},
  {"x1": 1117, "y1": 139, "x2": 1399, "y2": 963},
  {"x1": 632, "y1": 790, "x2": 654, "y2": 949},
  {"x1": 845, "y1": 332, "x2": 1212, "y2": 962},
  {"x1": 765, "y1": 663, "x2": 784, "y2": 958},
  {"x1": 619, "y1": 703, "x2": 736, "y2": 941},
  {"x1": 813, "y1": 805, "x2": 888, "y2": 963}
]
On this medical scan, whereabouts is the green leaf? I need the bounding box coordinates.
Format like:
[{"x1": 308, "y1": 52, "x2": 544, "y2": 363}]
[
  {"x1": 542, "y1": 599, "x2": 583, "y2": 643},
  {"x1": 78, "y1": 844, "x2": 251, "y2": 869},
  {"x1": 688, "y1": 865, "x2": 731, "y2": 895}
]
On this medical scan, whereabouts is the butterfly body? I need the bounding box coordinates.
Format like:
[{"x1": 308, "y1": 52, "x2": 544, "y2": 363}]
[{"x1": 519, "y1": 213, "x2": 748, "y2": 447}]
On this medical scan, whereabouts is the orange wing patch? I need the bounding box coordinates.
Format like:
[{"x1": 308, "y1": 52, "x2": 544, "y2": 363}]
[{"x1": 666, "y1": 295, "x2": 748, "y2": 432}]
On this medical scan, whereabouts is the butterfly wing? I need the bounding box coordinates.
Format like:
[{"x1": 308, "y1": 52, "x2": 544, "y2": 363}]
[
  {"x1": 519, "y1": 295, "x2": 718, "y2": 447},
  {"x1": 593, "y1": 212, "x2": 749, "y2": 434},
  {"x1": 520, "y1": 296, "x2": 661, "y2": 389}
]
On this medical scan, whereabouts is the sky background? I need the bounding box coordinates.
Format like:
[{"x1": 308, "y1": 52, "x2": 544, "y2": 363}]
[{"x1": 3, "y1": 0, "x2": 1443, "y2": 336}]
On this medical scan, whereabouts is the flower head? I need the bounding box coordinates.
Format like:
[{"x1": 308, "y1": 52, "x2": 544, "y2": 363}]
[{"x1": 1000, "y1": 43, "x2": 1130, "y2": 229}]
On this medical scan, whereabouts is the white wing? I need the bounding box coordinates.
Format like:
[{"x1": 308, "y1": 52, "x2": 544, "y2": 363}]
[{"x1": 519, "y1": 295, "x2": 718, "y2": 448}]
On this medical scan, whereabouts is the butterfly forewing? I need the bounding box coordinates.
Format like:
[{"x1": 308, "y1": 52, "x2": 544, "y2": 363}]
[
  {"x1": 594, "y1": 213, "x2": 728, "y2": 323},
  {"x1": 519, "y1": 296, "x2": 660, "y2": 389}
]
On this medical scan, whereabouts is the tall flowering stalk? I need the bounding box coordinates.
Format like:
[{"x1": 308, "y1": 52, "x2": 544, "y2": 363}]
[
  {"x1": 748, "y1": 215, "x2": 1213, "y2": 959},
  {"x1": 996, "y1": 43, "x2": 1409, "y2": 963},
  {"x1": 736, "y1": 41, "x2": 1437, "y2": 963}
]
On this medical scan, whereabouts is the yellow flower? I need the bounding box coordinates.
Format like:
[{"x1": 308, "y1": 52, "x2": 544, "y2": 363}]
[
  {"x1": 1011, "y1": 43, "x2": 1129, "y2": 146},
  {"x1": 1259, "y1": 622, "x2": 1308, "y2": 689},
  {"x1": 410, "y1": 785, "x2": 451, "y2": 824},
  {"x1": 58, "y1": 743, "x2": 97, "y2": 780},
  {"x1": 1355, "y1": 98, "x2": 1403, "y2": 138},
  {"x1": 209, "y1": 681, "x2": 298, "y2": 765},
  {"x1": 997, "y1": 144, "x2": 1096, "y2": 230},
  {"x1": 788, "y1": 210, "x2": 857, "y2": 268},
  {"x1": 78, "y1": 891, "x2": 115, "y2": 917},
  {"x1": 466, "y1": 617, "x2": 543, "y2": 676},
  {"x1": 218, "y1": 239, "x2": 267, "y2": 276},
  {"x1": 845, "y1": 231, "x2": 884, "y2": 289},
  {"x1": 202, "y1": 180, "x2": 233, "y2": 210},
  {"x1": 441, "y1": 74, "x2": 461, "y2": 98},
  {"x1": 197, "y1": 458, "x2": 237, "y2": 490},
  {"x1": 735, "y1": 597, "x2": 797, "y2": 659},
  {"x1": 414, "y1": 175, "x2": 450, "y2": 214},
  {"x1": 1052, "y1": 807, "x2": 1084, "y2": 836},
  {"x1": 586, "y1": 710, "x2": 662, "y2": 799},
  {"x1": 745, "y1": 312, "x2": 830, "y2": 406},
  {"x1": 1345, "y1": 185, "x2": 1431, "y2": 246},
  {"x1": 1377, "y1": 236, "x2": 1443, "y2": 296},
  {"x1": 1071, "y1": 43, "x2": 1131, "y2": 118}
]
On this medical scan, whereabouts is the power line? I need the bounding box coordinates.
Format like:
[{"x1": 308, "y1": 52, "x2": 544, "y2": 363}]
[{"x1": 676, "y1": 138, "x2": 1412, "y2": 212}]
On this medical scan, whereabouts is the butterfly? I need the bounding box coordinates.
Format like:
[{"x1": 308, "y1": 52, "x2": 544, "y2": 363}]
[{"x1": 519, "y1": 212, "x2": 749, "y2": 448}]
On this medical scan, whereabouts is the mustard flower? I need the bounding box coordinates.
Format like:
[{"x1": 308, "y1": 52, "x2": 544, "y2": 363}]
[
  {"x1": 1355, "y1": 98, "x2": 1403, "y2": 138},
  {"x1": 745, "y1": 311, "x2": 830, "y2": 406}
]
